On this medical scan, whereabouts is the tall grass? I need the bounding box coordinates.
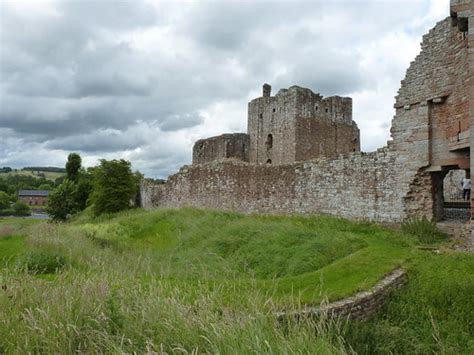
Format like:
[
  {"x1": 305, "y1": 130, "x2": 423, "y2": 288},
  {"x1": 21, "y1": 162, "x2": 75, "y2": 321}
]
[
  {"x1": 0, "y1": 209, "x2": 472, "y2": 353},
  {"x1": 344, "y1": 252, "x2": 474, "y2": 354},
  {"x1": 0, "y1": 255, "x2": 350, "y2": 353}
]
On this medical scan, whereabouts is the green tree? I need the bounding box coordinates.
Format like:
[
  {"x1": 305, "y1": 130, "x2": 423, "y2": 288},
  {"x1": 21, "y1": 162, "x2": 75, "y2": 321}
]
[
  {"x1": 0, "y1": 191, "x2": 10, "y2": 211},
  {"x1": 75, "y1": 174, "x2": 93, "y2": 211},
  {"x1": 91, "y1": 159, "x2": 137, "y2": 216},
  {"x1": 65, "y1": 153, "x2": 82, "y2": 183},
  {"x1": 0, "y1": 180, "x2": 8, "y2": 193},
  {"x1": 46, "y1": 179, "x2": 77, "y2": 221},
  {"x1": 38, "y1": 183, "x2": 53, "y2": 190},
  {"x1": 54, "y1": 175, "x2": 65, "y2": 187}
]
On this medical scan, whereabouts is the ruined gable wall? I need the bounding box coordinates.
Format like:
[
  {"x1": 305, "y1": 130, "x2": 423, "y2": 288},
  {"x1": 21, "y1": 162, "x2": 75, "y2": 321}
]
[
  {"x1": 389, "y1": 17, "x2": 470, "y2": 218},
  {"x1": 391, "y1": 18, "x2": 469, "y2": 169}
]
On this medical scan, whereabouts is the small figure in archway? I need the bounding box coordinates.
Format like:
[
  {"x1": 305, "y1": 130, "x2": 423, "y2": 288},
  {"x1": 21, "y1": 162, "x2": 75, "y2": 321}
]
[{"x1": 461, "y1": 172, "x2": 471, "y2": 201}]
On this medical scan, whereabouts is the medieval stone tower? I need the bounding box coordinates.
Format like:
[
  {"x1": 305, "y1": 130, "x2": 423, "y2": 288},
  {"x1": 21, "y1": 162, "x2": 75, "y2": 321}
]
[
  {"x1": 248, "y1": 84, "x2": 360, "y2": 165},
  {"x1": 192, "y1": 84, "x2": 360, "y2": 165}
]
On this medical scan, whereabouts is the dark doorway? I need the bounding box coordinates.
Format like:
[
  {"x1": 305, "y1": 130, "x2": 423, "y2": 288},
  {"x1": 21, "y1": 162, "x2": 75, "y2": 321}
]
[{"x1": 434, "y1": 169, "x2": 470, "y2": 221}]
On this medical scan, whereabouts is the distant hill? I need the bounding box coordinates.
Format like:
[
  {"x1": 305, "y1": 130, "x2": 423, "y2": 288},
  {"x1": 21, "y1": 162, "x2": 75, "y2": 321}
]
[
  {"x1": 0, "y1": 167, "x2": 65, "y2": 182},
  {"x1": 23, "y1": 167, "x2": 66, "y2": 173}
]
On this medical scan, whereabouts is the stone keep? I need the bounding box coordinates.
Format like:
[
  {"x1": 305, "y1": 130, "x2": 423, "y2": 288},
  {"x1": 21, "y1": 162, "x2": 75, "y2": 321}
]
[
  {"x1": 192, "y1": 84, "x2": 360, "y2": 166},
  {"x1": 247, "y1": 85, "x2": 360, "y2": 165}
]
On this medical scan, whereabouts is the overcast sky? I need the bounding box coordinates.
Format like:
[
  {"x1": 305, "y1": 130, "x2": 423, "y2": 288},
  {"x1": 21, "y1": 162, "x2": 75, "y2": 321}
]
[{"x1": 0, "y1": 0, "x2": 450, "y2": 178}]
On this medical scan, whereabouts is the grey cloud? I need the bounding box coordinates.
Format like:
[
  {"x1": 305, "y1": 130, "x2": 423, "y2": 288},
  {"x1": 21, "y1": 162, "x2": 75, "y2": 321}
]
[
  {"x1": 159, "y1": 113, "x2": 205, "y2": 132},
  {"x1": 0, "y1": 0, "x2": 450, "y2": 177},
  {"x1": 45, "y1": 129, "x2": 145, "y2": 152}
]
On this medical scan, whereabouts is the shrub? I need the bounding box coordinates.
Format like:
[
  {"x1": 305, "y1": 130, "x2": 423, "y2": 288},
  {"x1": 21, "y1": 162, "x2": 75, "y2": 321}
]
[
  {"x1": 20, "y1": 251, "x2": 66, "y2": 274},
  {"x1": 401, "y1": 217, "x2": 447, "y2": 244},
  {"x1": 11, "y1": 201, "x2": 31, "y2": 216},
  {"x1": 0, "y1": 191, "x2": 10, "y2": 210}
]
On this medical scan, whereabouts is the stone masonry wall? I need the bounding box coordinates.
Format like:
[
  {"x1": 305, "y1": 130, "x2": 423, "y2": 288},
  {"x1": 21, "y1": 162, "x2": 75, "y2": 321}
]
[
  {"x1": 392, "y1": 17, "x2": 469, "y2": 170},
  {"x1": 141, "y1": 147, "x2": 433, "y2": 222},
  {"x1": 388, "y1": 16, "x2": 470, "y2": 220},
  {"x1": 247, "y1": 89, "x2": 297, "y2": 165},
  {"x1": 295, "y1": 117, "x2": 359, "y2": 162},
  {"x1": 277, "y1": 268, "x2": 407, "y2": 321},
  {"x1": 192, "y1": 133, "x2": 250, "y2": 165}
]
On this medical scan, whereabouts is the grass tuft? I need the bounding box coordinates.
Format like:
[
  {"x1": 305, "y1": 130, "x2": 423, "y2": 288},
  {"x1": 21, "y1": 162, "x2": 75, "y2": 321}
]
[
  {"x1": 401, "y1": 217, "x2": 447, "y2": 244},
  {"x1": 19, "y1": 251, "x2": 67, "y2": 275}
]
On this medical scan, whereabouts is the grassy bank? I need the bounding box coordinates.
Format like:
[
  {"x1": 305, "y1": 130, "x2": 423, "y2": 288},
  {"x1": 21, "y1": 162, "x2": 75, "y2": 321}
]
[{"x1": 0, "y1": 209, "x2": 472, "y2": 353}]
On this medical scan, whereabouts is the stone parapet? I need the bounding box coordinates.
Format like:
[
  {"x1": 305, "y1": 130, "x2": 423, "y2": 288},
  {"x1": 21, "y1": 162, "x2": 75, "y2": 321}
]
[{"x1": 276, "y1": 268, "x2": 407, "y2": 322}]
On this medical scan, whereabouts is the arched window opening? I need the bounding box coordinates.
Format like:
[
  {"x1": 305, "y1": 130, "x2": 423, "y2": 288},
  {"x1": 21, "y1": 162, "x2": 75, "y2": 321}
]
[
  {"x1": 265, "y1": 134, "x2": 273, "y2": 150},
  {"x1": 266, "y1": 159, "x2": 272, "y2": 164}
]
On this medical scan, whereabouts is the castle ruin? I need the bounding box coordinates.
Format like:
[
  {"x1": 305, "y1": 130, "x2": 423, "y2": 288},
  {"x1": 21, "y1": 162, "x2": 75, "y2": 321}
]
[
  {"x1": 193, "y1": 85, "x2": 359, "y2": 166},
  {"x1": 141, "y1": 0, "x2": 474, "y2": 223}
]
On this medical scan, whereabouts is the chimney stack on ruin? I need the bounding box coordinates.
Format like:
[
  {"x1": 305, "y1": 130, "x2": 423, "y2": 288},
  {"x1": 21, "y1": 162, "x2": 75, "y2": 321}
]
[{"x1": 263, "y1": 83, "x2": 271, "y2": 97}]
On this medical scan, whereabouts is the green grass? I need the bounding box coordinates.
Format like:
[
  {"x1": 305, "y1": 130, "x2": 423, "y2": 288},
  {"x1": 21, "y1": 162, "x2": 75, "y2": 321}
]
[
  {"x1": 345, "y1": 252, "x2": 474, "y2": 354},
  {"x1": 0, "y1": 236, "x2": 24, "y2": 264},
  {"x1": 70, "y1": 209, "x2": 413, "y2": 304},
  {"x1": 0, "y1": 217, "x2": 41, "y2": 268},
  {"x1": 0, "y1": 208, "x2": 471, "y2": 353}
]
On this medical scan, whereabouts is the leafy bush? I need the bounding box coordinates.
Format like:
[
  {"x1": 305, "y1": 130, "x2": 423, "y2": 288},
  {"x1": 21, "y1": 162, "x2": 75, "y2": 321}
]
[
  {"x1": 401, "y1": 217, "x2": 447, "y2": 244},
  {"x1": 11, "y1": 201, "x2": 30, "y2": 216},
  {"x1": 0, "y1": 191, "x2": 10, "y2": 210},
  {"x1": 20, "y1": 251, "x2": 66, "y2": 274}
]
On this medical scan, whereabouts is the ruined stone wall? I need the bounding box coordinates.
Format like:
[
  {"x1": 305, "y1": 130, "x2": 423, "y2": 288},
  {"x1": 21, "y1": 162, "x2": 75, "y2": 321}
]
[
  {"x1": 192, "y1": 133, "x2": 250, "y2": 165},
  {"x1": 386, "y1": 16, "x2": 471, "y2": 221},
  {"x1": 451, "y1": 0, "x2": 472, "y2": 16},
  {"x1": 392, "y1": 18, "x2": 469, "y2": 170},
  {"x1": 143, "y1": 146, "x2": 433, "y2": 222}
]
